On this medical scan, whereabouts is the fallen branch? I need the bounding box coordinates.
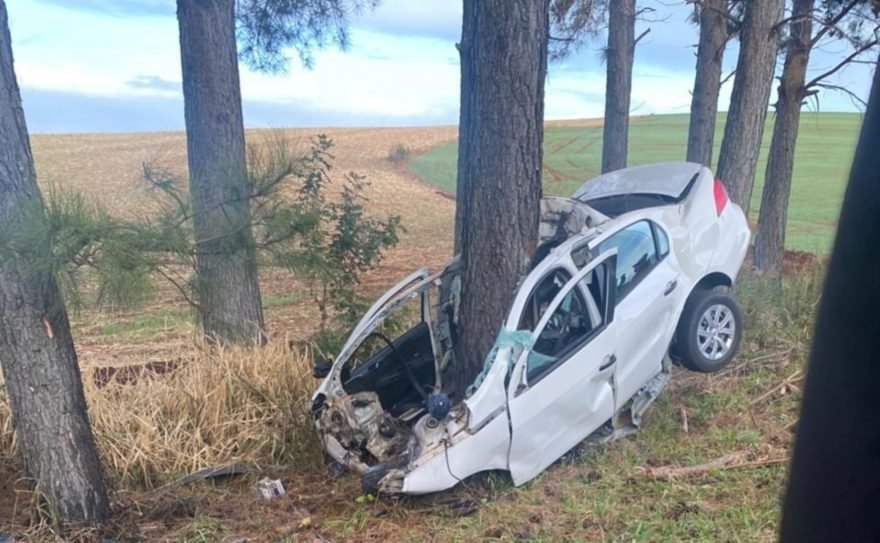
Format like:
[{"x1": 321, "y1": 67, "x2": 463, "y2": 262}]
[
  {"x1": 638, "y1": 452, "x2": 745, "y2": 479},
  {"x1": 146, "y1": 463, "x2": 251, "y2": 500},
  {"x1": 638, "y1": 452, "x2": 787, "y2": 480},
  {"x1": 750, "y1": 369, "x2": 804, "y2": 407},
  {"x1": 679, "y1": 405, "x2": 689, "y2": 434},
  {"x1": 714, "y1": 347, "x2": 794, "y2": 379}
]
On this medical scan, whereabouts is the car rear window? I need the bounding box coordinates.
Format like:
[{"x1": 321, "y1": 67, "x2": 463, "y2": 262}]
[{"x1": 585, "y1": 194, "x2": 675, "y2": 217}]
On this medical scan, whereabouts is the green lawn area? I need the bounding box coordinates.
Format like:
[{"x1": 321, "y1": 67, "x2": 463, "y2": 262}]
[{"x1": 409, "y1": 112, "x2": 863, "y2": 253}]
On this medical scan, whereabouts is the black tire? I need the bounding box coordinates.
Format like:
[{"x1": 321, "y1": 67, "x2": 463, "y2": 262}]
[{"x1": 674, "y1": 288, "x2": 743, "y2": 373}]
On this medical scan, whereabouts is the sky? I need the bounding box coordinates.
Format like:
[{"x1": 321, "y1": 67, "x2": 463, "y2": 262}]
[{"x1": 5, "y1": 0, "x2": 877, "y2": 134}]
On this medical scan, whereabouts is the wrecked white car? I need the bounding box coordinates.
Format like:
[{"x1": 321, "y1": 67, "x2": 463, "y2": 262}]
[{"x1": 311, "y1": 162, "x2": 750, "y2": 495}]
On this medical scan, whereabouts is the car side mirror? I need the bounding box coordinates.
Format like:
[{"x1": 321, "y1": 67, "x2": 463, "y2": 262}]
[{"x1": 312, "y1": 358, "x2": 332, "y2": 379}]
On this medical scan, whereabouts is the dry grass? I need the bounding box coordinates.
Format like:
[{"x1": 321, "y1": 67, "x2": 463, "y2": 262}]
[{"x1": 0, "y1": 341, "x2": 322, "y2": 492}]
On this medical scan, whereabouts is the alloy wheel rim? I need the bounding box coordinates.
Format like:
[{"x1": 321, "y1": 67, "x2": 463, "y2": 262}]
[{"x1": 697, "y1": 304, "x2": 735, "y2": 361}]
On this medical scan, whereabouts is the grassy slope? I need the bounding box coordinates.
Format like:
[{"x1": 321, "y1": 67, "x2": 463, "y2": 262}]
[{"x1": 410, "y1": 112, "x2": 862, "y2": 253}]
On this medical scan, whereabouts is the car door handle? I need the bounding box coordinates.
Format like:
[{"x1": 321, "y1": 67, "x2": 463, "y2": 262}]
[
  {"x1": 664, "y1": 280, "x2": 678, "y2": 296},
  {"x1": 599, "y1": 354, "x2": 617, "y2": 371}
]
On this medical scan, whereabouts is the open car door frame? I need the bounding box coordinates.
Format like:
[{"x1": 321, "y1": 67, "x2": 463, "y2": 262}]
[{"x1": 505, "y1": 250, "x2": 619, "y2": 485}]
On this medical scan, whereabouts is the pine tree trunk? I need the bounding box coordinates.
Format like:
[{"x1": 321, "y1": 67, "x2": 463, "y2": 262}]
[
  {"x1": 602, "y1": 0, "x2": 635, "y2": 173},
  {"x1": 451, "y1": 0, "x2": 549, "y2": 399},
  {"x1": 177, "y1": 0, "x2": 265, "y2": 344},
  {"x1": 778, "y1": 52, "x2": 880, "y2": 543},
  {"x1": 0, "y1": 1, "x2": 108, "y2": 523},
  {"x1": 754, "y1": 0, "x2": 814, "y2": 275},
  {"x1": 716, "y1": 0, "x2": 783, "y2": 211},
  {"x1": 686, "y1": 0, "x2": 729, "y2": 167}
]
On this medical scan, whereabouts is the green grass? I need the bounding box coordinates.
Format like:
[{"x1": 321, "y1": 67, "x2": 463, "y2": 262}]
[
  {"x1": 262, "y1": 291, "x2": 308, "y2": 308},
  {"x1": 97, "y1": 307, "x2": 192, "y2": 338},
  {"x1": 93, "y1": 293, "x2": 304, "y2": 339},
  {"x1": 409, "y1": 112, "x2": 863, "y2": 253}
]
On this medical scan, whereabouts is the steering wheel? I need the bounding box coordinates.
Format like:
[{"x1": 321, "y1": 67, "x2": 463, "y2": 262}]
[{"x1": 367, "y1": 332, "x2": 430, "y2": 404}]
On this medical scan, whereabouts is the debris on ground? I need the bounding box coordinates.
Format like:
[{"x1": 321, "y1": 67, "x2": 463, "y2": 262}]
[
  {"x1": 252, "y1": 478, "x2": 286, "y2": 500},
  {"x1": 637, "y1": 451, "x2": 788, "y2": 480},
  {"x1": 148, "y1": 463, "x2": 251, "y2": 499}
]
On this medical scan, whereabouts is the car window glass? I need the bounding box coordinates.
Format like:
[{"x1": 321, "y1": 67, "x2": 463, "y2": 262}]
[
  {"x1": 598, "y1": 221, "x2": 658, "y2": 298},
  {"x1": 523, "y1": 264, "x2": 608, "y2": 383},
  {"x1": 517, "y1": 268, "x2": 571, "y2": 332}
]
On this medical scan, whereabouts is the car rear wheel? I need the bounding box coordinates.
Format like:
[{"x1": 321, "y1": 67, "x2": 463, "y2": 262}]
[{"x1": 674, "y1": 288, "x2": 743, "y2": 373}]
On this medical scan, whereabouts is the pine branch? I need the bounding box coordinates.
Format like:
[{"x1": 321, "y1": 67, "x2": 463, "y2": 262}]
[
  {"x1": 154, "y1": 265, "x2": 199, "y2": 309},
  {"x1": 805, "y1": 39, "x2": 879, "y2": 90},
  {"x1": 720, "y1": 67, "x2": 736, "y2": 86},
  {"x1": 684, "y1": 0, "x2": 742, "y2": 30},
  {"x1": 811, "y1": 82, "x2": 870, "y2": 108},
  {"x1": 811, "y1": 0, "x2": 862, "y2": 47}
]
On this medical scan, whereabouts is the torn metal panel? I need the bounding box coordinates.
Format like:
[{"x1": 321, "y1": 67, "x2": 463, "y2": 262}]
[
  {"x1": 401, "y1": 412, "x2": 511, "y2": 495},
  {"x1": 540, "y1": 197, "x2": 609, "y2": 244},
  {"x1": 464, "y1": 346, "x2": 514, "y2": 432}
]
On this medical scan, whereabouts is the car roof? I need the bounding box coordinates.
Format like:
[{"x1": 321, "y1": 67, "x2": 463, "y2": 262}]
[{"x1": 573, "y1": 162, "x2": 705, "y2": 201}]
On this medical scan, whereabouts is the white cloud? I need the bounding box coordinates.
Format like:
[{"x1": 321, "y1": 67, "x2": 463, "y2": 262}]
[{"x1": 6, "y1": 0, "x2": 874, "y2": 133}]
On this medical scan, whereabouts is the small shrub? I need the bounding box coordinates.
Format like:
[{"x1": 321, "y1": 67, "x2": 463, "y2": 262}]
[
  {"x1": 387, "y1": 144, "x2": 411, "y2": 165},
  {"x1": 2, "y1": 135, "x2": 403, "y2": 353}
]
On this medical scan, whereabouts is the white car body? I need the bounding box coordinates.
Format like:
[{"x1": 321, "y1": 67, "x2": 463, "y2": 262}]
[{"x1": 311, "y1": 162, "x2": 750, "y2": 495}]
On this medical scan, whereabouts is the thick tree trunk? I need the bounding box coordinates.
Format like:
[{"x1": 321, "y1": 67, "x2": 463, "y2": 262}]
[
  {"x1": 779, "y1": 53, "x2": 880, "y2": 543},
  {"x1": 686, "y1": 0, "x2": 729, "y2": 167},
  {"x1": 451, "y1": 0, "x2": 549, "y2": 399},
  {"x1": 754, "y1": 0, "x2": 814, "y2": 275},
  {"x1": 0, "y1": 1, "x2": 108, "y2": 523},
  {"x1": 716, "y1": 0, "x2": 783, "y2": 211},
  {"x1": 602, "y1": 0, "x2": 635, "y2": 173},
  {"x1": 177, "y1": 0, "x2": 265, "y2": 344}
]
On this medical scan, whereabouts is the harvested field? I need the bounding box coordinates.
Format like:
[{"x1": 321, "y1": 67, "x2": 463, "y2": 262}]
[{"x1": 29, "y1": 125, "x2": 459, "y2": 368}]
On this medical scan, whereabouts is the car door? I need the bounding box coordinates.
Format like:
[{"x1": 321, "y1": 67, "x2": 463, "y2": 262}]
[
  {"x1": 506, "y1": 251, "x2": 617, "y2": 486},
  {"x1": 596, "y1": 220, "x2": 679, "y2": 408}
]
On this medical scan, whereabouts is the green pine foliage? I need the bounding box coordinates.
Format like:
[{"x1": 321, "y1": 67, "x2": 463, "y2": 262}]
[{"x1": 0, "y1": 135, "x2": 402, "y2": 348}]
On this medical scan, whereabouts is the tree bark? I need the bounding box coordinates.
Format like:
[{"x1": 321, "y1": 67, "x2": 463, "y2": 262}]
[
  {"x1": 753, "y1": 0, "x2": 815, "y2": 275},
  {"x1": 451, "y1": 0, "x2": 549, "y2": 399},
  {"x1": 177, "y1": 0, "x2": 265, "y2": 344},
  {"x1": 779, "y1": 52, "x2": 880, "y2": 543},
  {"x1": 686, "y1": 0, "x2": 729, "y2": 167},
  {"x1": 601, "y1": 0, "x2": 635, "y2": 173},
  {"x1": 716, "y1": 0, "x2": 783, "y2": 211},
  {"x1": 0, "y1": 1, "x2": 108, "y2": 523}
]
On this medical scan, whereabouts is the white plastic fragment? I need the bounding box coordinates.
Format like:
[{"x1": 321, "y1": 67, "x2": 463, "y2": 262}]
[{"x1": 252, "y1": 477, "x2": 285, "y2": 499}]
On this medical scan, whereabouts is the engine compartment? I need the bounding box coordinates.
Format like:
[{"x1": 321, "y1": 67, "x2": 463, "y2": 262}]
[{"x1": 341, "y1": 322, "x2": 436, "y2": 419}]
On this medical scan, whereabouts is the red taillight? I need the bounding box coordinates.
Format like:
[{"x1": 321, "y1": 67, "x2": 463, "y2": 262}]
[{"x1": 713, "y1": 178, "x2": 728, "y2": 216}]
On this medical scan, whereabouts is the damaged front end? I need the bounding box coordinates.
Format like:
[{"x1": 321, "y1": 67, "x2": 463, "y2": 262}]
[
  {"x1": 310, "y1": 197, "x2": 628, "y2": 495},
  {"x1": 310, "y1": 258, "x2": 490, "y2": 494}
]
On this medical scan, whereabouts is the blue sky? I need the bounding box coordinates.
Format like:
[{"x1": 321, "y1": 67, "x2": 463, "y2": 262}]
[{"x1": 6, "y1": 0, "x2": 876, "y2": 133}]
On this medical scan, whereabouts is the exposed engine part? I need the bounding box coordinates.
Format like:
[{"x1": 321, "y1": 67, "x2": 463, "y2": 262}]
[
  {"x1": 427, "y1": 392, "x2": 451, "y2": 420},
  {"x1": 318, "y1": 392, "x2": 413, "y2": 464}
]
